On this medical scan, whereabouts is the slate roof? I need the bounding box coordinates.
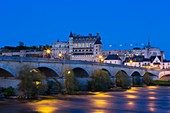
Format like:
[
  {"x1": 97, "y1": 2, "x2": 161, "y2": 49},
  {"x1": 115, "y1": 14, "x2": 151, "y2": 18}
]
[
  {"x1": 94, "y1": 38, "x2": 102, "y2": 44},
  {"x1": 163, "y1": 60, "x2": 170, "y2": 62},
  {"x1": 105, "y1": 54, "x2": 121, "y2": 60},
  {"x1": 71, "y1": 33, "x2": 102, "y2": 44},
  {"x1": 150, "y1": 56, "x2": 162, "y2": 62}
]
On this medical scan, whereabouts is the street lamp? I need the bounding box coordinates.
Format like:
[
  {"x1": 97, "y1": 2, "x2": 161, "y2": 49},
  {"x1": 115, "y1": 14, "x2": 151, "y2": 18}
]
[
  {"x1": 58, "y1": 52, "x2": 62, "y2": 59},
  {"x1": 99, "y1": 55, "x2": 104, "y2": 63},
  {"x1": 46, "y1": 49, "x2": 51, "y2": 58}
]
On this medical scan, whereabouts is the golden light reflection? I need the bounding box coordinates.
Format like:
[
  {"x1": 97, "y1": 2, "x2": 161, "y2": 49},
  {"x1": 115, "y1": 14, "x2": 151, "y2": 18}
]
[
  {"x1": 91, "y1": 99, "x2": 108, "y2": 108},
  {"x1": 92, "y1": 92, "x2": 112, "y2": 98},
  {"x1": 148, "y1": 96, "x2": 157, "y2": 100},
  {"x1": 92, "y1": 110, "x2": 105, "y2": 113},
  {"x1": 149, "y1": 107, "x2": 155, "y2": 112},
  {"x1": 148, "y1": 102, "x2": 155, "y2": 107},
  {"x1": 148, "y1": 92, "x2": 156, "y2": 94},
  {"x1": 127, "y1": 101, "x2": 134, "y2": 106},
  {"x1": 147, "y1": 86, "x2": 158, "y2": 89},
  {"x1": 28, "y1": 100, "x2": 59, "y2": 113},
  {"x1": 126, "y1": 94, "x2": 137, "y2": 99},
  {"x1": 126, "y1": 90, "x2": 137, "y2": 93}
]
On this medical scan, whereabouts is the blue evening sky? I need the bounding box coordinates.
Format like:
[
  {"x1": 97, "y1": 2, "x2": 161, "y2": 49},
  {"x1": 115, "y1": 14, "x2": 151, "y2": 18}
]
[{"x1": 0, "y1": 0, "x2": 170, "y2": 58}]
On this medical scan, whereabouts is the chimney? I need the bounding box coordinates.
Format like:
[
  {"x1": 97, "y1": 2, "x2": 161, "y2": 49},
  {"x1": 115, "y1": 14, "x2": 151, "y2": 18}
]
[{"x1": 96, "y1": 33, "x2": 100, "y2": 37}]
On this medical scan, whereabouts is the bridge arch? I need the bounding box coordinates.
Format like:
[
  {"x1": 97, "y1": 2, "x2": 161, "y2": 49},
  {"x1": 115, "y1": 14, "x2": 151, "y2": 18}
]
[
  {"x1": 71, "y1": 66, "x2": 91, "y2": 77},
  {"x1": 143, "y1": 72, "x2": 158, "y2": 80},
  {"x1": 0, "y1": 64, "x2": 16, "y2": 77},
  {"x1": 72, "y1": 67, "x2": 89, "y2": 78},
  {"x1": 131, "y1": 71, "x2": 141, "y2": 77},
  {"x1": 114, "y1": 70, "x2": 128, "y2": 77},
  {"x1": 159, "y1": 71, "x2": 170, "y2": 80},
  {"x1": 160, "y1": 74, "x2": 170, "y2": 81},
  {"x1": 36, "y1": 66, "x2": 62, "y2": 78},
  {"x1": 100, "y1": 68, "x2": 112, "y2": 77},
  {"x1": 131, "y1": 71, "x2": 143, "y2": 86}
]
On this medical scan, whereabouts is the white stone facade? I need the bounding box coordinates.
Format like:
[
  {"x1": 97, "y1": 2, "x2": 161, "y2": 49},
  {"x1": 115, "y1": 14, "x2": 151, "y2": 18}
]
[{"x1": 51, "y1": 32, "x2": 102, "y2": 61}]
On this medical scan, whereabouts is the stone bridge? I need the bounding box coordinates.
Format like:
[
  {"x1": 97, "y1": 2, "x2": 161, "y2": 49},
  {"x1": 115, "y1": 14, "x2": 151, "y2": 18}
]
[{"x1": 0, "y1": 56, "x2": 170, "y2": 88}]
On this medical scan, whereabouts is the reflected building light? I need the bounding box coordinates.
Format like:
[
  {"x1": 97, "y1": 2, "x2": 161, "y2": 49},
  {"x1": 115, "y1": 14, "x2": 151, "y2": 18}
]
[
  {"x1": 149, "y1": 107, "x2": 155, "y2": 112},
  {"x1": 92, "y1": 110, "x2": 105, "y2": 113},
  {"x1": 127, "y1": 101, "x2": 135, "y2": 106},
  {"x1": 148, "y1": 92, "x2": 156, "y2": 94},
  {"x1": 91, "y1": 99, "x2": 108, "y2": 108},
  {"x1": 147, "y1": 86, "x2": 158, "y2": 89},
  {"x1": 92, "y1": 92, "x2": 112, "y2": 98},
  {"x1": 28, "y1": 100, "x2": 59, "y2": 113},
  {"x1": 148, "y1": 96, "x2": 157, "y2": 100},
  {"x1": 126, "y1": 94, "x2": 137, "y2": 99}
]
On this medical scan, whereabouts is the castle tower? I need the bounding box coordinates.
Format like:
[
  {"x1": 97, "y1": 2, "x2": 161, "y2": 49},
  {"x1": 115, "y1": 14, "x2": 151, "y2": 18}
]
[
  {"x1": 69, "y1": 32, "x2": 73, "y2": 55},
  {"x1": 93, "y1": 34, "x2": 102, "y2": 56}
]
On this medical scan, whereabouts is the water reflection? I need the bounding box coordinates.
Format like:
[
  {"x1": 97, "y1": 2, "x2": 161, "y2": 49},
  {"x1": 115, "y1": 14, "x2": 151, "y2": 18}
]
[
  {"x1": 148, "y1": 96, "x2": 157, "y2": 100},
  {"x1": 91, "y1": 99, "x2": 108, "y2": 108},
  {"x1": 148, "y1": 91, "x2": 157, "y2": 94},
  {"x1": 147, "y1": 86, "x2": 158, "y2": 90},
  {"x1": 28, "y1": 99, "x2": 59, "y2": 113},
  {"x1": 92, "y1": 92, "x2": 112, "y2": 98},
  {"x1": 127, "y1": 101, "x2": 135, "y2": 106},
  {"x1": 149, "y1": 107, "x2": 155, "y2": 112},
  {"x1": 91, "y1": 109, "x2": 107, "y2": 113},
  {"x1": 126, "y1": 94, "x2": 138, "y2": 99}
]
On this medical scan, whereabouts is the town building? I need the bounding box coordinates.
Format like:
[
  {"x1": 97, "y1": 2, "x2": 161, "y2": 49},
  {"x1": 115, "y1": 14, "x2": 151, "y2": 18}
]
[
  {"x1": 102, "y1": 40, "x2": 165, "y2": 61},
  {"x1": 104, "y1": 54, "x2": 122, "y2": 65},
  {"x1": 124, "y1": 55, "x2": 170, "y2": 70},
  {"x1": 51, "y1": 40, "x2": 69, "y2": 59}
]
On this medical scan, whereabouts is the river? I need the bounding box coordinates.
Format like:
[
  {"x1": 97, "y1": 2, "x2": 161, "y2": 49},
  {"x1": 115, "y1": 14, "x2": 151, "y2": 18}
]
[{"x1": 0, "y1": 86, "x2": 170, "y2": 113}]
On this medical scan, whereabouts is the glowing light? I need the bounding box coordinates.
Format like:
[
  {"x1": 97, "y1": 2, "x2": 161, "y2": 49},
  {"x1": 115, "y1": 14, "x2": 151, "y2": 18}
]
[
  {"x1": 35, "y1": 81, "x2": 40, "y2": 85},
  {"x1": 58, "y1": 53, "x2": 62, "y2": 57},
  {"x1": 67, "y1": 71, "x2": 71, "y2": 74},
  {"x1": 46, "y1": 49, "x2": 51, "y2": 54},
  {"x1": 99, "y1": 55, "x2": 103, "y2": 59},
  {"x1": 130, "y1": 60, "x2": 133, "y2": 63}
]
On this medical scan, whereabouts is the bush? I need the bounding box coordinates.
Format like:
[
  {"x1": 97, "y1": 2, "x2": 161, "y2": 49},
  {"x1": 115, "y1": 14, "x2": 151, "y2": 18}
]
[
  {"x1": 143, "y1": 73, "x2": 153, "y2": 85},
  {"x1": 151, "y1": 80, "x2": 170, "y2": 86},
  {"x1": 3, "y1": 87, "x2": 15, "y2": 97},
  {"x1": 88, "y1": 69, "x2": 113, "y2": 91}
]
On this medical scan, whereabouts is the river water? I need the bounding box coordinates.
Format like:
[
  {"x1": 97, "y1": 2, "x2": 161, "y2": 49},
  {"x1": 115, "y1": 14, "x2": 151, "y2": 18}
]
[{"x1": 0, "y1": 86, "x2": 170, "y2": 113}]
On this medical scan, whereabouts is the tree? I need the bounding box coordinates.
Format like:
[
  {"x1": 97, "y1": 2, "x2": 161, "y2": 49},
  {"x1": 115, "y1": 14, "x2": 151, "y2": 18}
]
[
  {"x1": 18, "y1": 65, "x2": 47, "y2": 99},
  {"x1": 114, "y1": 71, "x2": 131, "y2": 89},
  {"x1": 64, "y1": 69, "x2": 80, "y2": 94},
  {"x1": 46, "y1": 78, "x2": 62, "y2": 94},
  {"x1": 143, "y1": 72, "x2": 153, "y2": 85},
  {"x1": 88, "y1": 69, "x2": 113, "y2": 91}
]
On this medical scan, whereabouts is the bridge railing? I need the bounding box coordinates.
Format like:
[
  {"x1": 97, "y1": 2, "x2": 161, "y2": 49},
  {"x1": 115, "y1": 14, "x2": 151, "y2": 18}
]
[{"x1": 0, "y1": 56, "x2": 147, "y2": 70}]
